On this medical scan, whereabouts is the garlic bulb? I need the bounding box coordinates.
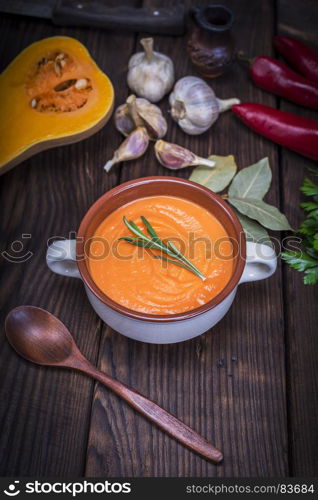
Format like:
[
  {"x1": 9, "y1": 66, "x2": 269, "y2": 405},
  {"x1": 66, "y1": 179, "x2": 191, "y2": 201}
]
[
  {"x1": 169, "y1": 76, "x2": 240, "y2": 135},
  {"x1": 127, "y1": 38, "x2": 174, "y2": 103},
  {"x1": 104, "y1": 127, "x2": 149, "y2": 172},
  {"x1": 154, "y1": 140, "x2": 216, "y2": 170},
  {"x1": 114, "y1": 95, "x2": 167, "y2": 140}
]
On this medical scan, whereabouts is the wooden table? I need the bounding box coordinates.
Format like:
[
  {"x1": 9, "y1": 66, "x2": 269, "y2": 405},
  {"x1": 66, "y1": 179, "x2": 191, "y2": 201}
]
[{"x1": 0, "y1": 0, "x2": 317, "y2": 477}]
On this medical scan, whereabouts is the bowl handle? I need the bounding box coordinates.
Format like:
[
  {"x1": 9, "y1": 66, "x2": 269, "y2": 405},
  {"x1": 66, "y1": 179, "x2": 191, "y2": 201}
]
[
  {"x1": 46, "y1": 239, "x2": 81, "y2": 279},
  {"x1": 239, "y1": 241, "x2": 277, "y2": 284}
]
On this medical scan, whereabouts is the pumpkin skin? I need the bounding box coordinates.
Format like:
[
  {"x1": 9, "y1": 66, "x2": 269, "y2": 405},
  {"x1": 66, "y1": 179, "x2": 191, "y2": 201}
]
[{"x1": 0, "y1": 36, "x2": 114, "y2": 174}]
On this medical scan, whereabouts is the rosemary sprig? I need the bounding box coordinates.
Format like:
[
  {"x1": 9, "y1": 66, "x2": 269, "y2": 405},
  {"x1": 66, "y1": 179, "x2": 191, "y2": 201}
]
[{"x1": 119, "y1": 216, "x2": 206, "y2": 281}]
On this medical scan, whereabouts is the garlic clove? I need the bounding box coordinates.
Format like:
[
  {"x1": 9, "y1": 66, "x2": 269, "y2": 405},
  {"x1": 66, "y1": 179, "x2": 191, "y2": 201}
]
[
  {"x1": 154, "y1": 140, "x2": 215, "y2": 170},
  {"x1": 104, "y1": 127, "x2": 149, "y2": 172},
  {"x1": 126, "y1": 94, "x2": 145, "y2": 128},
  {"x1": 135, "y1": 98, "x2": 167, "y2": 140},
  {"x1": 114, "y1": 103, "x2": 135, "y2": 137},
  {"x1": 114, "y1": 95, "x2": 167, "y2": 140},
  {"x1": 127, "y1": 38, "x2": 175, "y2": 103}
]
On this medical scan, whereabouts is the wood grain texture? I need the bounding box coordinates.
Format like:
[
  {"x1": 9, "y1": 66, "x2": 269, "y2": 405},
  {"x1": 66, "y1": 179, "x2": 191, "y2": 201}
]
[
  {"x1": 0, "y1": 4, "x2": 137, "y2": 475},
  {"x1": 85, "y1": 0, "x2": 288, "y2": 477},
  {"x1": 277, "y1": 0, "x2": 318, "y2": 477}
]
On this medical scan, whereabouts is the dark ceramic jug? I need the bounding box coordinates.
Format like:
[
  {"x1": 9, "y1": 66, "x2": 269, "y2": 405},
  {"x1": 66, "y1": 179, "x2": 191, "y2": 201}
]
[{"x1": 188, "y1": 4, "x2": 235, "y2": 78}]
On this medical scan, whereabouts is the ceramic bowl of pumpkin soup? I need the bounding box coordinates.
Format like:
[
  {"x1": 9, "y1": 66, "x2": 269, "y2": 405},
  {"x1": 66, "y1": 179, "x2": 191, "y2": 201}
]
[{"x1": 46, "y1": 177, "x2": 277, "y2": 344}]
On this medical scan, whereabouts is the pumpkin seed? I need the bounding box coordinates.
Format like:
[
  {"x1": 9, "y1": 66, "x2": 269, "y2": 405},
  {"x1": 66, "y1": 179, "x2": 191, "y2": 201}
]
[
  {"x1": 75, "y1": 78, "x2": 88, "y2": 90},
  {"x1": 54, "y1": 79, "x2": 77, "y2": 92},
  {"x1": 54, "y1": 62, "x2": 61, "y2": 77}
]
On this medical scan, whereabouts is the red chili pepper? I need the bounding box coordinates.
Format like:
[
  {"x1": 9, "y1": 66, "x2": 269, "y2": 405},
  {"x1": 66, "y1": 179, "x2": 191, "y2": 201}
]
[
  {"x1": 232, "y1": 103, "x2": 318, "y2": 161},
  {"x1": 274, "y1": 35, "x2": 318, "y2": 85},
  {"x1": 250, "y1": 56, "x2": 318, "y2": 110}
]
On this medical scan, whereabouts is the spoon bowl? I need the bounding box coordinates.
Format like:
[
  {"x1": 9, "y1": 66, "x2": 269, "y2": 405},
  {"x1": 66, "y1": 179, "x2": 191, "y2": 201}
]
[{"x1": 5, "y1": 306, "x2": 74, "y2": 365}]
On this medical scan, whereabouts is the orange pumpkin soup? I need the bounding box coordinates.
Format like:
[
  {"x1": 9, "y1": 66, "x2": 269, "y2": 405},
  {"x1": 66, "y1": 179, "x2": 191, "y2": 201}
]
[{"x1": 88, "y1": 196, "x2": 234, "y2": 314}]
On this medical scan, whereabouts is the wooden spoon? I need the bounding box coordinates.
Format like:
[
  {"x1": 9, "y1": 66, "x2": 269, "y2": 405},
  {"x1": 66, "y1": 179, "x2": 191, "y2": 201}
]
[{"x1": 5, "y1": 306, "x2": 223, "y2": 463}]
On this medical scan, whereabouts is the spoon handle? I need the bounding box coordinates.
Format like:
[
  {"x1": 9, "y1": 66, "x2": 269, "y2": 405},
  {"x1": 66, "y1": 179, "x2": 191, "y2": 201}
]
[{"x1": 77, "y1": 359, "x2": 223, "y2": 463}]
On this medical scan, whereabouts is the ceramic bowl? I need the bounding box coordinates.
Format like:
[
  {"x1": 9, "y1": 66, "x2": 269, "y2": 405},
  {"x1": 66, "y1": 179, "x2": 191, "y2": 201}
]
[{"x1": 46, "y1": 176, "x2": 276, "y2": 344}]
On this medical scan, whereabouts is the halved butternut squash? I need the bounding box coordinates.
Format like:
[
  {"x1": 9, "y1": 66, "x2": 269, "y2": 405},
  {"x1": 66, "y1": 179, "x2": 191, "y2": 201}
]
[{"x1": 0, "y1": 36, "x2": 114, "y2": 174}]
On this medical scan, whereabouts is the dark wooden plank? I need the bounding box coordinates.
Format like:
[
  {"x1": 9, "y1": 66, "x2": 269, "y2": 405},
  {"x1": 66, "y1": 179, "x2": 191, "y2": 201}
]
[
  {"x1": 277, "y1": 0, "x2": 318, "y2": 477},
  {"x1": 0, "y1": 11, "x2": 136, "y2": 474},
  {"x1": 86, "y1": 0, "x2": 288, "y2": 477}
]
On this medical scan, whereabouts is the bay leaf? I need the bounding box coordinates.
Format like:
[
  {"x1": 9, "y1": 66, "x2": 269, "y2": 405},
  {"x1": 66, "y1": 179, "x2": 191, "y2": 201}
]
[
  {"x1": 228, "y1": 197, "x2": 292, "y2": 230},
  {"x1": 189, "y1": 155, "x2": 237, "y2": 193},
  {"x1": 228, "y1": 157, "x2": 271, "y2": 200},
  {"x1": 234, "y1": 210, "x2": 273, "y2": 247}
]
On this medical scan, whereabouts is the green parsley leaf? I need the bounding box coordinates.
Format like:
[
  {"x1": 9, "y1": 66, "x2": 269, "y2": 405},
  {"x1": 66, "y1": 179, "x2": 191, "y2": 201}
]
[{"x1": 282, "y1": 171, "x2": 318, "y2": 285}]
